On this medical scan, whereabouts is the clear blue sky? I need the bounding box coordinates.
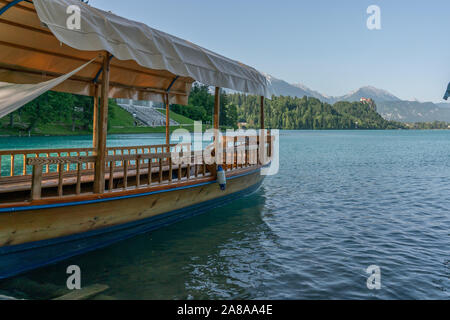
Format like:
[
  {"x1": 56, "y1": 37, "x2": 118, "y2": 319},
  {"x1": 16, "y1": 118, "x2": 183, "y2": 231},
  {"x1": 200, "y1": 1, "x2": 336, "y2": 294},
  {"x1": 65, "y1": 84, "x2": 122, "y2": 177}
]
[{"x1": 91, "y1": 0, "x2": 450, "y2": 102}]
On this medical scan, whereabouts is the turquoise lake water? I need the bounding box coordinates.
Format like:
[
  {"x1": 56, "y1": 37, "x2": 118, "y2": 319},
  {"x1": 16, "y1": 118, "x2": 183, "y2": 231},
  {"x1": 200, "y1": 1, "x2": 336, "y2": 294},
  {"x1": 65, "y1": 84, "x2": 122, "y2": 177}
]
[{"x1": 0, "y1": 130, "x2": 449, "y2": 299}]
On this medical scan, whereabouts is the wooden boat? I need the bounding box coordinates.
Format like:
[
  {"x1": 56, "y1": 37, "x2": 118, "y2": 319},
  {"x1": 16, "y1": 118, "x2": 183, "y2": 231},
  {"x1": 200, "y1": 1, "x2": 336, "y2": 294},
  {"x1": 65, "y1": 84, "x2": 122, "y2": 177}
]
[{"x1": 0, "y1": 0, "x2": 275, "y2": 279}]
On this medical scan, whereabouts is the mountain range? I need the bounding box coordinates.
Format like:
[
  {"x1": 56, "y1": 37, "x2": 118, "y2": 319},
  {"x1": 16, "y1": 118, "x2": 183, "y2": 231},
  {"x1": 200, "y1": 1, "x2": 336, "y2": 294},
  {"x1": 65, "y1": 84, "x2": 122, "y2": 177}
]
[{"x1": 266, "y1": 75, "x2": 450, "y2": 122}]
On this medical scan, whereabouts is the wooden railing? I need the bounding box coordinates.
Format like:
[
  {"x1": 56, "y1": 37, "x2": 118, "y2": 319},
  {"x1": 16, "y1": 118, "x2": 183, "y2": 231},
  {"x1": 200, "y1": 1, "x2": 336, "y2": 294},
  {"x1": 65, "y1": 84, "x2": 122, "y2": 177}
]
[
  {"x1": 219, "y1": 134, "x2": 273, "y2": 170},
  {"x1": 27, "y1": 155, "x2": 97, "y2": 200},
  {"x1": 0, "y1": 143, "x2": 190, "y2": 179},
  {"x1": 104, "y1": 151, "x2": 209, "y2": 192},
  {"x1": 26, "y1": 150, "x2": 212, "y2": 201},
  {"x1": 0, "y1": 147, "x2": 93, "y2": 179},
  {"x1": 4, "y1": 133, "x2": 275, "y2": 201}
]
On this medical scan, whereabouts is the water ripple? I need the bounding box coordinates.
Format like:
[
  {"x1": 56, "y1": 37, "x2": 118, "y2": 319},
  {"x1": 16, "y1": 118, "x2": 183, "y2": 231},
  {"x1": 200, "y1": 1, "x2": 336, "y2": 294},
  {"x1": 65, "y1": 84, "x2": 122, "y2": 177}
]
[{"x1": 0, "y1": 131, "x2": 449, "y2": 299}]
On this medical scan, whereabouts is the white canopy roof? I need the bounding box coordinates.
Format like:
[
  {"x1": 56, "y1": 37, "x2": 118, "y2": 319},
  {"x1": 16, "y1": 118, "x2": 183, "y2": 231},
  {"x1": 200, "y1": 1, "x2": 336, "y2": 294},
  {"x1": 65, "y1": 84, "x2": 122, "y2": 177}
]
[
  {"x1": 0, "y1": 0, "x2": 272, "y2": 105},
  {"x1": 0, "y1": 58, "x2": 96, "y2": 118}
]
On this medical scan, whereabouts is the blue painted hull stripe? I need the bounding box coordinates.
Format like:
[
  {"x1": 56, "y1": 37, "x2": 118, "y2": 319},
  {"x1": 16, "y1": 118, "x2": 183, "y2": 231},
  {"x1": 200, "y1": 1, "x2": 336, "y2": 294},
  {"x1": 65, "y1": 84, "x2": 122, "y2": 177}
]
[{"x1": 0, "y1": 168, "x2": 261, "y2": 213}]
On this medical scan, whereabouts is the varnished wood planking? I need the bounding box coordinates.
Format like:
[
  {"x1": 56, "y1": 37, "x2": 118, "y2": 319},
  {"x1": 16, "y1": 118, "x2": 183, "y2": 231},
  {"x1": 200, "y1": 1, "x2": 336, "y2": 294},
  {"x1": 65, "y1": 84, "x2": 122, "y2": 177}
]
[{"x1": 0, "y1": 170, "x2": 263, "y2": 247}]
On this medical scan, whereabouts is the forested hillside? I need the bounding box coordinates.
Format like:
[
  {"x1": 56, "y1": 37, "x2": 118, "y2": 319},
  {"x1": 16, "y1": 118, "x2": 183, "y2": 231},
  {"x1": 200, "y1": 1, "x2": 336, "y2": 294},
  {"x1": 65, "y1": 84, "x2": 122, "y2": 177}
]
[
  {"x1": 229, "y1": 94, "x2": 405, "y2": 130},
  {"x1": 0, "y1": 84, "x2": 415, "y2": 136},
  {"x1": 0, "y1": 92, "x2": 192, "y2": 136},
  {"x1": 1, "y1": 91, "x2": 118, "y2": 136},
  {"x1": 172, "y1": 84, "x2": 405, "y2": 130}
]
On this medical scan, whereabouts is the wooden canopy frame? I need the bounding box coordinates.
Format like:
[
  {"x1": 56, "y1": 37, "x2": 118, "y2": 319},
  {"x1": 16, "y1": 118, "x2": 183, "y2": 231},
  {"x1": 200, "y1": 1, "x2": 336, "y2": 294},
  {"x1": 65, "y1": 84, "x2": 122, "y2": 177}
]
[{"x1": 0, "y1": 0, "x2": 267, "y2": 194}]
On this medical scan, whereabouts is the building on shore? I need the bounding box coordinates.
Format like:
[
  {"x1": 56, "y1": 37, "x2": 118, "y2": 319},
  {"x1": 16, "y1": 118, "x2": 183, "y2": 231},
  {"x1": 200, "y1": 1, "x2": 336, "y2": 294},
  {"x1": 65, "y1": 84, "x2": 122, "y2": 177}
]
[{"x1": 360, "y1": 98, "x2": 377, "y2": 111}]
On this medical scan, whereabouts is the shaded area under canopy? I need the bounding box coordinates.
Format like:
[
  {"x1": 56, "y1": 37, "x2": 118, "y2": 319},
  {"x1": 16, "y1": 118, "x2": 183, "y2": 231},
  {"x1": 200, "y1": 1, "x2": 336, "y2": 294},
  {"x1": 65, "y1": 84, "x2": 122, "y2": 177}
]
[{"x1": 0, "y1": 0, "x2": 272, "y2": 106}]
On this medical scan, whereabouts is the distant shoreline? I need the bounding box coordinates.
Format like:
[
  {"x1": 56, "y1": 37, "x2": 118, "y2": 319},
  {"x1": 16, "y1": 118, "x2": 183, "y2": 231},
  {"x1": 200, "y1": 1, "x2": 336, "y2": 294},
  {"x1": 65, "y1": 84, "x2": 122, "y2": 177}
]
[
  {"x1": 0, "y1": 125, "x2": 197, "y2": 137},
  {"x1": 1, "y1": 127, "x2": 449, "y2": 138}
]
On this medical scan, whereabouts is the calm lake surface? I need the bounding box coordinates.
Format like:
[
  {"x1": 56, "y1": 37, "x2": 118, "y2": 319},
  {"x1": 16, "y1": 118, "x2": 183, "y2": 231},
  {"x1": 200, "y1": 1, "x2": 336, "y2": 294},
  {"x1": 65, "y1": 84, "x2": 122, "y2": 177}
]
[{"x1": 0, "y1": 130, "x2": 449, "y2": 299}]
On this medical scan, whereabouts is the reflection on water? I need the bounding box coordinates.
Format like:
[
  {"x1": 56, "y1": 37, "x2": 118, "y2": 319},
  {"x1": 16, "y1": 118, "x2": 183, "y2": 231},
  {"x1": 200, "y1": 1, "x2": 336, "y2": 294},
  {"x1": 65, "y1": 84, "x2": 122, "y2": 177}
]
[{"x1": 0, "y1": 131, "x2": 449, "y2": 299}]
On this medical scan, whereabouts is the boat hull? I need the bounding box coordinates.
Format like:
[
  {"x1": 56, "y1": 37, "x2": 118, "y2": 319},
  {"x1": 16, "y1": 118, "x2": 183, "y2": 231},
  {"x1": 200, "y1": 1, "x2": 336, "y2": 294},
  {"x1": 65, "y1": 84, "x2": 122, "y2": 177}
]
[{"x1": 0, "y1": 168, "x2": 263, "y2": 280}]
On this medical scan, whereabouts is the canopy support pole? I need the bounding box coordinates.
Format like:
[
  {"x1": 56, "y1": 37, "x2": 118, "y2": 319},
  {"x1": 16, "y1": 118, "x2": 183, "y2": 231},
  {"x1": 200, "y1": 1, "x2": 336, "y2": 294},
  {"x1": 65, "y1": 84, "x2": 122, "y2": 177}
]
[
  {"x1": 164, "y1": 76, "x2": 179, "y2": 149},
  {"x1": 260, "y1": 96, "x2": 265, "y2": 165},
  {"x1": 214, "y1": 87, "x2": 220, "y2": 164},
  {"x1": 165, "y1": 93, "x2": 170, "y2": 148},
  {"x1": 214, "y1": 87, "x2": 220, "y2": 131},
  {"x1": 92, "y1": 84, "x2": 99, "y2": 150},
  {"x1": 260, "y1": 96, "x2": 265, "y2": 130},
  {"x1": 94, "y1": 52, "x2": 111, "y2": 194}
]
